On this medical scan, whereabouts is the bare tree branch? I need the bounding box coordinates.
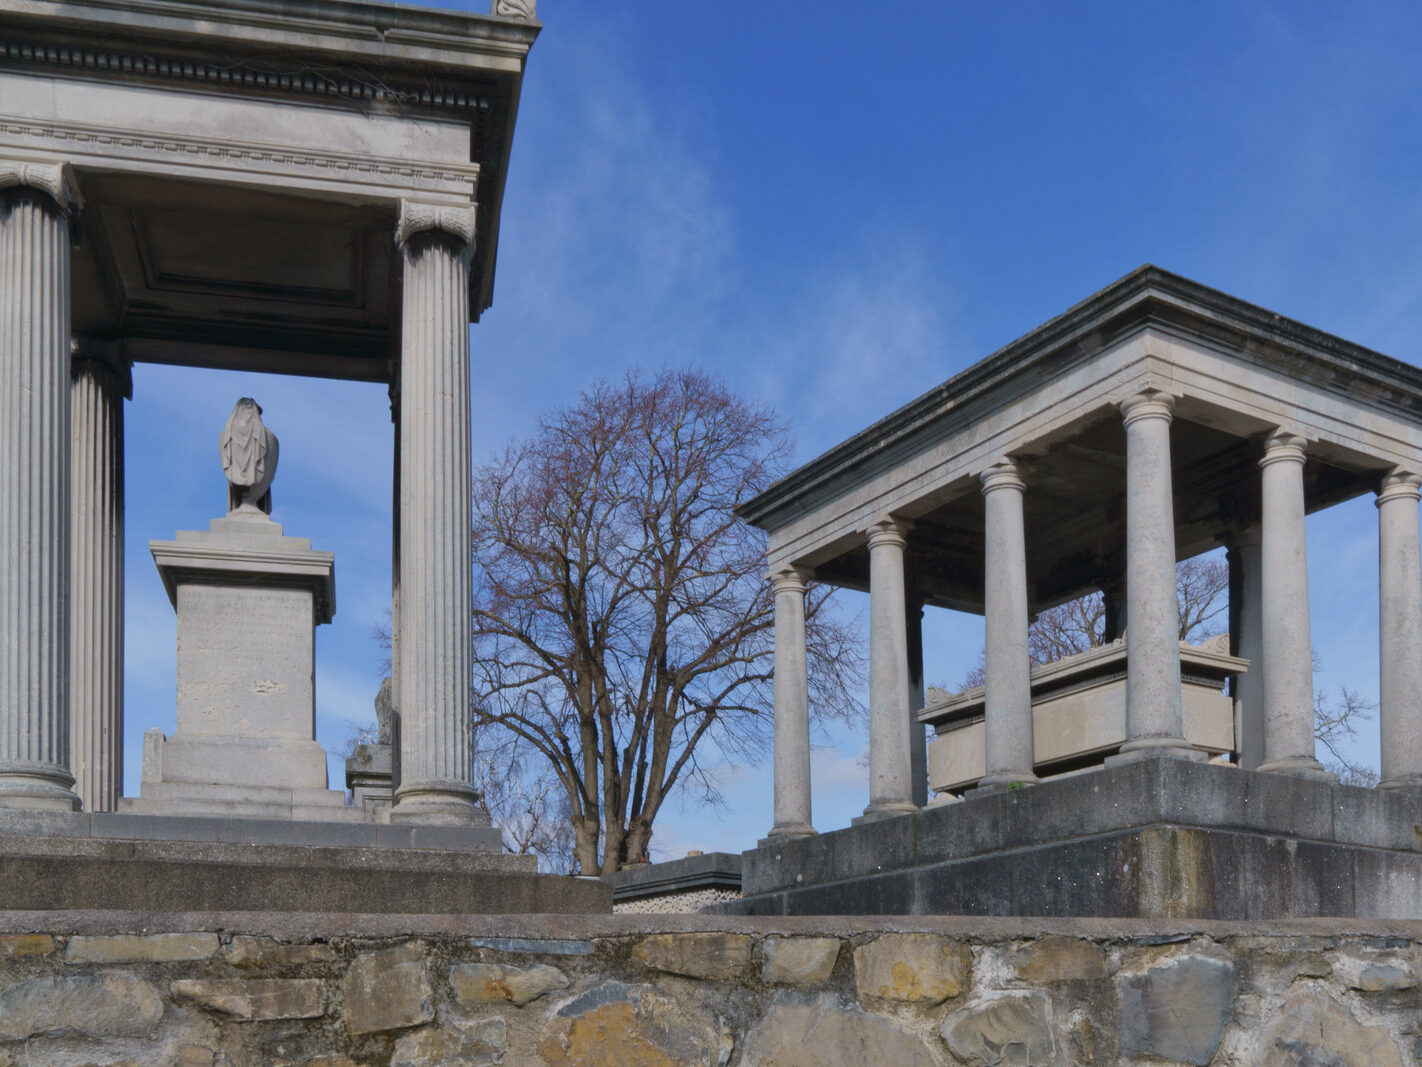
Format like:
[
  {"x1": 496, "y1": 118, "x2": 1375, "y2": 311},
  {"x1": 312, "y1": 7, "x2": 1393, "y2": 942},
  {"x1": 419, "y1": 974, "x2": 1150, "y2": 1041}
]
[{"x1": 471, "y1": 368, "x2": 864, "y2": 874}]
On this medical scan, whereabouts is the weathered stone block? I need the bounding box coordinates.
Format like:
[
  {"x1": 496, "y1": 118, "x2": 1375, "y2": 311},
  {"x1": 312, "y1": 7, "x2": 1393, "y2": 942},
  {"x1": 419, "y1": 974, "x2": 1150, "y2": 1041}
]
[
  {"x1": 66, "y1": 932, "x2": 220, "y2": 963},
  {"x1": 763, "y1": 936, "x2": 840, "y2": 985},
  {"x1": 853, "y1": 934, "x2": 970, "y2": 1005},
  {"x1": 226, "y1": 936, "x2": 337, "y2": 968},
  {"x1": 393, "y1": 1020, "x2": 506, "y2": 1067},
  {"x1": 0, "y1": 933, "x2": 54, "y2": 957},
  {"x1": 631, "y1": 932, "x2": 752, "y2": 980},
  {"x1": 1253, "y1": 986, "x2": 1406, "y2": 1066},
  {"x1": 740, "y1": 994, "x2": 936, "y2": 1066},
  {"x1": 343, "y1": 941, "x2": 433, "y2": 1035},
  {"x1": 538, "y1": 982, "x2": 717, "y2": 1066},
  {"x1": 1014, "y1": 936, "x2": 1107, "y2": 981},
  {"x1": 0, "y1": 974, "x2": 163, "y2": 1039},
  {"x1": 940, "y1": 991, "x2": 1055, "y2": 1066},
  {"x1": 449, "y1": 962, "x2": 568, "y2": 1007},
  {"x1": 1117, "y1": 955, "x2": 1236, "y2": 1065},
  {"x1": 171, "y1": 978, "x2": 325, "y2": 1020}
]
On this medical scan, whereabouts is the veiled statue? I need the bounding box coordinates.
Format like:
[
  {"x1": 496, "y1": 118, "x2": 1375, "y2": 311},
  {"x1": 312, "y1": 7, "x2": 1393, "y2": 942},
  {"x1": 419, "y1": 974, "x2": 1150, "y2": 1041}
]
[{"x1": 219, "y1": 397, "x2": 279, "y2": 514}]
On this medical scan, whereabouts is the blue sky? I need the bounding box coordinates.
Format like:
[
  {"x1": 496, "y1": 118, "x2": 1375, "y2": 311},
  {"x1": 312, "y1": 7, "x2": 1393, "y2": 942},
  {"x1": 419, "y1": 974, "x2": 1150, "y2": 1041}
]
[{"x1": 122, "y1": 1, "x2": 1422, "y2": 857}]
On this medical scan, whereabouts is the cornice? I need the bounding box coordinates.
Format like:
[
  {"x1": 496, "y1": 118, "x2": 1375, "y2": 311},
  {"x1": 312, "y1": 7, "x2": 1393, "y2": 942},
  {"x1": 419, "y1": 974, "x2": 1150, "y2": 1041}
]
[{"x1": 739, "y1": 266, "x2": 1422, "y2": 531}]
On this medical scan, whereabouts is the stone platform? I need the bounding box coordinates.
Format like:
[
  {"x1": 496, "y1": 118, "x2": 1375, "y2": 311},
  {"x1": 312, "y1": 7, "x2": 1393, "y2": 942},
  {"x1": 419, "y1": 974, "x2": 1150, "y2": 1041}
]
[
  {"x1": 0, "y1": 811, "x2": 609, "y2": 914},
  {"x1": 728, "y1": 758, "x2": 1422, "y2": 918}
]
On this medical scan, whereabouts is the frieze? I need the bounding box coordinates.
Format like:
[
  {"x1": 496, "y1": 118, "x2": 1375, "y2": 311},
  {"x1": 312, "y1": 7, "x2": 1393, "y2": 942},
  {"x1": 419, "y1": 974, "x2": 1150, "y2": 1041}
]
[
  {"x1": 0, "y1": 118, "x2": 479, "y2": 194},
  {"x1": 0, "y1": 39, "x2": 493, "y2": 112}
]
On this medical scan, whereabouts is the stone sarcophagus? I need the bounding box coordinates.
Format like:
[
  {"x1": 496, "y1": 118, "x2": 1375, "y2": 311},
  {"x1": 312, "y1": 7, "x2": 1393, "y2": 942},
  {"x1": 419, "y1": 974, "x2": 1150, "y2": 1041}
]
[{"x1": 922, "y1": 637, "x2": 1245, "y2": 795}]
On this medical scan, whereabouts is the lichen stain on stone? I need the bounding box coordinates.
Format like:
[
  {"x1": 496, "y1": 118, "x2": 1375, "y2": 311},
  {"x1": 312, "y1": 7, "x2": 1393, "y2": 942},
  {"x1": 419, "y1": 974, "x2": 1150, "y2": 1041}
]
[
  {"x1": 885, "y1": 960, "x2": 948, "y2": 1001},
  {"x1": 538, "y1": 1002, "x2": 679, "y2": 1067}
]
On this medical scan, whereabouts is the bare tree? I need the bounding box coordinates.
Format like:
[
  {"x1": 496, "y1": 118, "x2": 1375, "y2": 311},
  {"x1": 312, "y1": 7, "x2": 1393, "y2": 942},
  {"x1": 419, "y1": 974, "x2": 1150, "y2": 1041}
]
[{"x1": 470, "y1": 369, "x2": 862, "y2": 875}]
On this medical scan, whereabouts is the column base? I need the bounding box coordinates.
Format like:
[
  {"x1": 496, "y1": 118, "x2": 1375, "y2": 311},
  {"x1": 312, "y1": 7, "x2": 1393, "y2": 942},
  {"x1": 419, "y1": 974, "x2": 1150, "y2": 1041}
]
[
  {"x1": 972, "y1": 771, "x2": 1040, "y2": 794},
  {"x1": 1106, "y1": 737, "x2": 1206, "y2": 767},
  {"x1": 1256, "y1": 756, "x2": 1337, "y2": 782},
  {"x1": 853, "y1": 800, "x2": 918, "y2": 825},
  {"x1": 0, "y1": 767, "x2": 82, "y2": 812},
  {"x1": 1379, "y1": 774, "x2": 1422, "y2": 794},
  {"x1": 764, "y1": 821, "x2": 817, "y2": 841},
  {"x1": 390, "y1": 780, "x2": 490, "y2": 827}
]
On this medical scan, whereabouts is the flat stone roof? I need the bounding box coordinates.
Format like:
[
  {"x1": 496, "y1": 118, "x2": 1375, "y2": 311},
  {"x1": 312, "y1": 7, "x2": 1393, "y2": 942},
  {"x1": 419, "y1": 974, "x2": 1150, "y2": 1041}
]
[{"x1": 741, "y1": 265, "x2": 1422, "y2": 534}]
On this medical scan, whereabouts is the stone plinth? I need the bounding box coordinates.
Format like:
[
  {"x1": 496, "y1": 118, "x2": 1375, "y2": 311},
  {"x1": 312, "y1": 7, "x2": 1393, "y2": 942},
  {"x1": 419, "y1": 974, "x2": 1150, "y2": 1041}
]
[
  {"x1": 729, "y1": 759, "x2": 1422, "y2": 919},
  {"x1": 123, "y1": 513, "x2": 354, "y2": 821},
  {"x1": 345, "y1": 743, "x2": 394, "y2": 823}
]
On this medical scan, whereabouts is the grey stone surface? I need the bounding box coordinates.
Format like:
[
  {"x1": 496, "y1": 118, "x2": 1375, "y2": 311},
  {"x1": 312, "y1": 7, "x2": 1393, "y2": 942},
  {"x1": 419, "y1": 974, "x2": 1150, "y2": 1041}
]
[
  {"x1": 393, "y1": 1020, "x2": 506, "y2": 1067},
  {"x1": 1253, "y1": 986, "x2": 1406, "y2": 1066},
  {"x1": 762, "y1": 936, "x2": 840, "y2": 985},
  {"x1": 0, "y1": 973, "x2": 163, "y2": 1039},
  {"x1": 1117, "y1": 955, "x2": 1236, "y2": 1065},
  {"x1": 67, "y1": 932, "x2": 219, "y2": 963},
  {"x1": 171, "y1": 977, "x2": 324, "y2": 1020},
  {"x1": 731, "y1": 759, "x2": 1422, "y2": 918},
  {"x1": 219, "y1": 397, "x2": 278, "y2": 514},
  {"x1": 343, "y1": 942, "x2": 433, "y2": 1035},
  {"x1": 740, "y1": 994, "x2": 937, "y2": 1067},
  {"x1": 631, "y1": 932, "x2": 752, "y2": 980},
  {"x1": 940, "y1": 991, "x2": 1054, "y2": 1066}
]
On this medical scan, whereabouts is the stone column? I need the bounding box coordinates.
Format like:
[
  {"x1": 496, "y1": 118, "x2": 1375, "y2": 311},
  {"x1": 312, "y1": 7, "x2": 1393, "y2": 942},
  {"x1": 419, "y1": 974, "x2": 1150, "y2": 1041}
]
[
  {"x1": 978, "y1": 459, "x2": 1038, "y2": 789},
  {"x1": 768, "y1": 567, "x2": 815, "y2": 838},
  {"x1": 1113, "y1": 391, "x2": 1199, "y2": 763},
  {"x1": 390, "y1": 201, "x2": 484, "y2": 825},
  {"x1": 860, "y1": 518, "x2": 918, "y2": 820},
  {"x1": 387, "y1": 380, "x2": 402, "y2": 797},
  {"x1": 1256, "y1": 430, "x2": 1331, "y2": 778},
  {"x1": 0, "y1": 162, "x2": 82, "y2": 811},
  {"x1": 70, "y1": 338, "x2": 130, "y2": 811},
  {"x1": 1376, "y1": 472, "x2": 1422, "y2": 792},
  {"x1": 906, "y1": 592, "x2": 928, "y2": 807},
  {"x1": 1227, "y1": 527, "x2": 1264, "y2": 769}
]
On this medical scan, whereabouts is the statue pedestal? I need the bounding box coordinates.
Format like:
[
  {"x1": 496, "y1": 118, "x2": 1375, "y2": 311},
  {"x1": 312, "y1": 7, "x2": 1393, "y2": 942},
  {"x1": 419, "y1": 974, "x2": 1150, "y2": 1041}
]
[{"x1": 122, "y1": 511, "x2": 359, "y2": 822}]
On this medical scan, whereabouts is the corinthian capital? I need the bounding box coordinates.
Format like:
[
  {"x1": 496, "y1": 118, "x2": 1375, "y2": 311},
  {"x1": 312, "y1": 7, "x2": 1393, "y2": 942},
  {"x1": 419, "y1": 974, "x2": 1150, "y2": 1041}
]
[
  {"x1": 0, "y1": 160, "x2": 82, "y2": 216},
  {"x1": 397, "y1": 199, "x2": 477, "y2": 251}
]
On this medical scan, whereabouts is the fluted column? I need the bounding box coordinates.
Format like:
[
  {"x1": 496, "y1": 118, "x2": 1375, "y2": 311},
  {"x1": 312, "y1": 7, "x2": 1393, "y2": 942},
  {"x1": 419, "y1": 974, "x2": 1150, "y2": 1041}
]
[
  {"x1": 860, "y1": 518, "x2": 918, "y2": 820},
  {"x1": 1257, "y1": 430, "x2": 1331, "y2": 779},
  {"x1": 70, "y1": 338, "x2": 130, "y2": 811},
  {"x1": 1113, "y1": 391, "x2": 1199, "y2": 763},
  {"x1": 390, "y1": 200, "x2": 483, "y2": 825},
  {"x1": 388, "y1": 379, "x2": 403, "y2": 796},
  {"x1": 768, "y1": 567, "x2": 814, "y2": 838},
  {"x1": 1377, "y1": 472, "x2": 1422, "y2": 792},
  {"x1": 978, "y1": 460, "x2": 1038, "y2": 789},
  {"x1": 1227, "y1": 526, "x2": 1264, "y2": 769},
  {"x1": 0, "y1": 161, "x2": 82, "y2": 811}
]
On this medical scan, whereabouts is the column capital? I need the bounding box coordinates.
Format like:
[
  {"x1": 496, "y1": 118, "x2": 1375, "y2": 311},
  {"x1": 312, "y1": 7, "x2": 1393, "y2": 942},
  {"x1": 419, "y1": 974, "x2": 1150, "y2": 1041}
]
[
  {"x1": 1119, "y1": 389, "x2": 1174, "y2": 426},
  {"x1": 768, "y1": 566, "x2": 810, "y2": 594},
  {"x1": 979, "y1": 458, "x2": 1024, "y2": 495},
  {"x1": 0, "y1": 160, "x2": 81, "y2": 217},
  {"x1": 865, "y1": 517, "x2": 910, "y2": 550},
  {"x1": 71, "y1": 337, "x2": 132, "y2": 400},
  {"x1": 1377, "y1": 470, "x2": 1422, "y2": 507},
  {"x1": 397, "y1": 199, "x2": 477, "y2": 252},
  {"x1": 1260, "y1": 429, "x2": 1308, "y2": 468}
]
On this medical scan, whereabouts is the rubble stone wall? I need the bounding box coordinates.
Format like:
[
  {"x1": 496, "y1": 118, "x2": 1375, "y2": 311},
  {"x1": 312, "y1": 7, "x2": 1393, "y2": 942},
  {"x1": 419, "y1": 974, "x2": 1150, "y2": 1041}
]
[{"x1": 0, "y1": 913, "x2": 1417, "y2": 1065}]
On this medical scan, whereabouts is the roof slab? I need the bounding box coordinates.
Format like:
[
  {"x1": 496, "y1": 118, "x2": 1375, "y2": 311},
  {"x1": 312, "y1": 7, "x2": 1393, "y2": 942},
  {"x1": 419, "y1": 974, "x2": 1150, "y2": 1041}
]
[
  {"x1": 742, "y1": 267, "x2": 1422, "y2": 614},
  {"x1": 0, "y1": 0, "x2": 539, "y2": 381}
]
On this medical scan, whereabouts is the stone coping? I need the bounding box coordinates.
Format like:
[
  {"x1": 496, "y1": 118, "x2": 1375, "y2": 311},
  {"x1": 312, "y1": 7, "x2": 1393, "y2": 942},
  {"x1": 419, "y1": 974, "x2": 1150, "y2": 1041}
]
[
  {"x1": 1, "y1": 910, "x2": 1418, "y2": 940},
  {"x1": 0, "y1": 809, "x2": 501, "y2": 853},
  {"x1": 603, "y1": 851, "x2": 743, "y2": 900}
]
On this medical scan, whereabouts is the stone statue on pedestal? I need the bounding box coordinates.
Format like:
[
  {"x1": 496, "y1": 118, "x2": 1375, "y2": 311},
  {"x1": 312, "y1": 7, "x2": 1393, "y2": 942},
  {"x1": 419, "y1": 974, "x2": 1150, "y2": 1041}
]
[{"x1": 219, "y1": 397, "x2": 279, "y2": 514}]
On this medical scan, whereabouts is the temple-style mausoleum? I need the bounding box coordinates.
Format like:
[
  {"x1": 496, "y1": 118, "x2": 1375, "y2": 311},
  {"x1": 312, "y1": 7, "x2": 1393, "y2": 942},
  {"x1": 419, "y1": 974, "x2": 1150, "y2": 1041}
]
[
  {"x1": 732, "y1": 266, "x2": 1422, "y2": 918},
  {"x1": 0, "y1": 0, "x2": 606, "y2": 912}
]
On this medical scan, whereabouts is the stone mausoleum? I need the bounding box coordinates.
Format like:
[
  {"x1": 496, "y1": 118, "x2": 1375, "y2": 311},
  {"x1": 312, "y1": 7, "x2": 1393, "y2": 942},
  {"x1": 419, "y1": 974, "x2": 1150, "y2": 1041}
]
[
  {"x1": 0, "y1": 0, "x2": 606, "y2": 912},
  {"x1": 735, "y1": 266, "x2": 1422, "y2": 918}
]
